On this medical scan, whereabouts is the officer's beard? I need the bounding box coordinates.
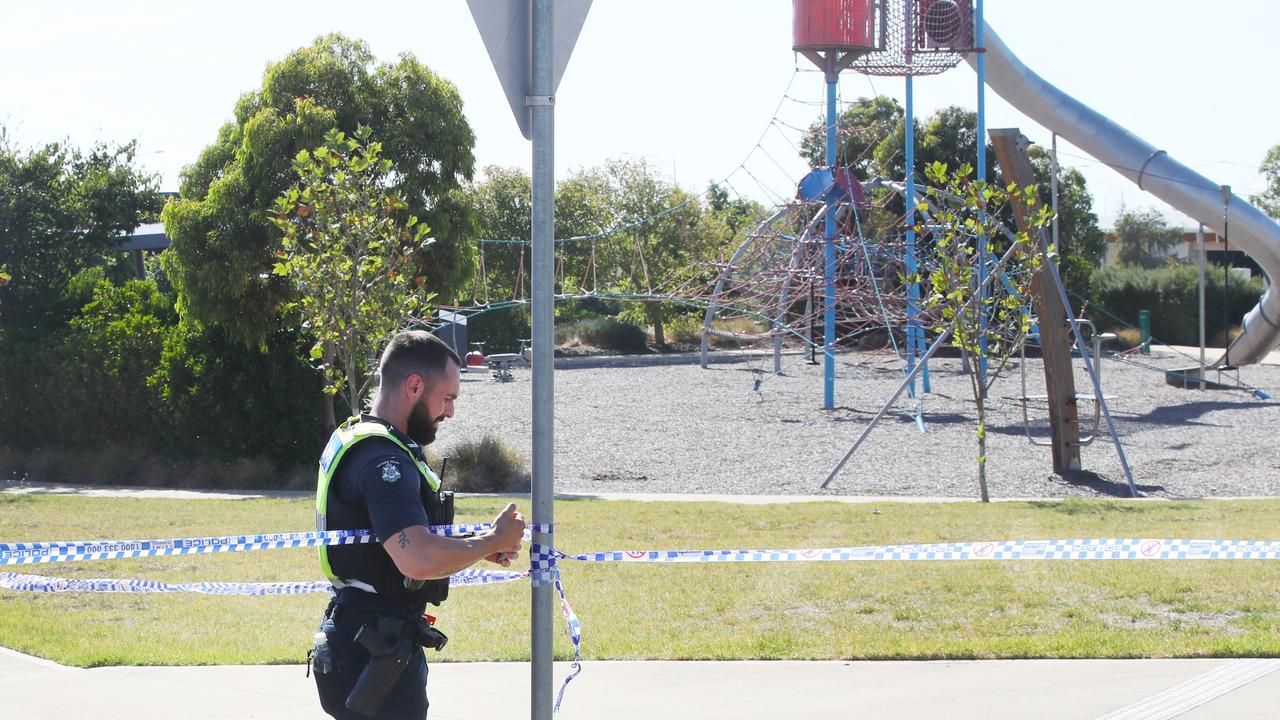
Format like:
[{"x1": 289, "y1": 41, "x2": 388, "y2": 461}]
[{"x1": 406, "y1": 397, "x2": 439, "y2": 447}]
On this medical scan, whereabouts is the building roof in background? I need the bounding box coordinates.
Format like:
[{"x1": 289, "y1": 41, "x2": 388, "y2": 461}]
[{"x1": 117, "y1": 222, "x2": 168, "y2": 251}]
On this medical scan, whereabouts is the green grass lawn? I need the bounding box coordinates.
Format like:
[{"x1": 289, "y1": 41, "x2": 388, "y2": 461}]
[{"x1": 1, "y1": 493, "x2": 1278, "y2": 667}]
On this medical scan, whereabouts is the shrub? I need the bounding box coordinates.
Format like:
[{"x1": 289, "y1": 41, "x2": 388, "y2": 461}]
[
  {"x1": 1112, "y1": 327, "x2": 1142, "y2": 351},
  {"x1": 0, "y1": 273, "x2": 325, "y2": 480},
  {"x1": 556, "y1": 317, "x2": 649, "y2": 353},
  {"x1": 665, "y1": 313, "x2": 705, "y2": 345},
  {"x1": 440, "y1": 435, "x2": 530, "y2": 493},
  {"x1": 0, "y1": 275, "x2": 172, "y2": 450},
  {"x1": 1089, "y1": 264, "x2": 1264, "y2": 347},
  {"x1": 151, "y1": 323, "x2": 325, "y2": 468},
  {"x1": 556, "y1": 296, "x2": 624, "y2": 323},
  {"x1": 669, "y1": 314, "x2": 774, "y2": 349},
  {"x1": 0, "y1": 443, "x2": 312, "y2": 490},
  {"x1": 66, "y1": 276, "x2": 174, "y2": 441}
]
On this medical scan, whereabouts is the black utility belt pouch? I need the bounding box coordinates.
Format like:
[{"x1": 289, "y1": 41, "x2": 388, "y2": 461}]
[{"x1": 415, "y1": 617, "x2": 449, "y2": 652}]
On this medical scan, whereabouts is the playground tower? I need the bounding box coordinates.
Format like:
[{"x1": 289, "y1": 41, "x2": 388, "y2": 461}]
[
  {"x1": 793, "y1": 0, "x2": 878, "y2": 409},
  {"x1": 792, "y1": 0, "x2": 976, "y2": 408}
]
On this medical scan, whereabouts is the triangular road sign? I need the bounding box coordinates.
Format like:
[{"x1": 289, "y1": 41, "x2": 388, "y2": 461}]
[{"x1": 468, "y1": 0, "x2": 591, "y2": 140}]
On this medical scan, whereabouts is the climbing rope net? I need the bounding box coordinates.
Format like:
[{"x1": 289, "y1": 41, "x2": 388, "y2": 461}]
[
  {"x1": 850, "y1": 0, "x2": 975, "y2": 77},
  {"x1": 445, "y1": 177, "x2": 1033, "y2": 376}
]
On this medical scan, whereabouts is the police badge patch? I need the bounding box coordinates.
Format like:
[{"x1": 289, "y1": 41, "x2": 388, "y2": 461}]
[{"x1": 378, "y1": 460, "x2": 402, "y2": 483}]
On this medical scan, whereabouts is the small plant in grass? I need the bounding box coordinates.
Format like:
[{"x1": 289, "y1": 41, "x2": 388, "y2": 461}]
[
  {"x1": 1112, "y1": 328, "x2": 1142, "y2": 351},
  {"x1": 441, "y1": 435, "x2": 531, "y2": 493},
  {"x1": 909, "y1": 162, "x2": 1050, "y2": 501}
]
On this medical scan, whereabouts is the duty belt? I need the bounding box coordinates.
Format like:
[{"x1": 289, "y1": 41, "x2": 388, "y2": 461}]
[{"x1": 326, "y1": 601, "x2": 421, "y2": 629}]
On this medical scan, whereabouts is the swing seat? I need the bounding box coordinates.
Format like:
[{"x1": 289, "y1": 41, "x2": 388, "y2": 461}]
[{"x1": 1019, "y1": 392, "x2": 1116, "y2": 403}]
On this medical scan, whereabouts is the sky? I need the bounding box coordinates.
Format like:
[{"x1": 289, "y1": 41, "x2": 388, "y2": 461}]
[{"x1": 3, "y1": 0, "x2": 1278, "y2": 229}]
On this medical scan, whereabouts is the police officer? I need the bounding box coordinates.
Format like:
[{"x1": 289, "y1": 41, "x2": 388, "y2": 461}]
[{"x1": 313, "y1": 330, "x2": 525, "y2": 719}]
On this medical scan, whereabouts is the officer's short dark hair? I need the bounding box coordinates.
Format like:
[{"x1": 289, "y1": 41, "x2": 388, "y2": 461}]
[{"x1": 378, "y1": 330, "x2": 461, "y2": 391}]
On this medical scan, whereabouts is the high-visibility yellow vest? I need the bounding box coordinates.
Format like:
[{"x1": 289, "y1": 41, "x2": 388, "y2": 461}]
[{"x1": 315, "y1": 416, "x2": 441, "y2": 588}]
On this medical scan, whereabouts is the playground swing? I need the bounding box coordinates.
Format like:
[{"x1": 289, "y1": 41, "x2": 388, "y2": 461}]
[{"x1": 1017, "y1": 318, "x2": 1117, "y2": 448}]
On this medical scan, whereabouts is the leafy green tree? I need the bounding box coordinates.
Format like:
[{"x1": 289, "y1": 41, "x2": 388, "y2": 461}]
[
  {"x1": 803, "y1": 102, "x2": 997, "y2": 182},
  {"x1": 163, "y1": 34, "x2": 476, "y2": 347},
  {"x1": 1114, "y1": 208, "x2": 1182, "y2": 269},
  {"x1": 600, "y1": 159, "x2": 730, "y2": 346},
  {"x1": 1027, "y1": 148, "x2": 1105, "y2": 264},
  {"x1": 0, "y1": 132, "x2": 162, "y2": 332},
  {"x1": 913, "y1": 163, "x2": 1049, "y2": 501},
  {"x1": 554, "y1": 164, "x2": 617, "y2": 296},
  {"x1": 801, "y1": 96, "x2": 903, "y2": 178},
  {"x1": 707, "y1": 183, "x2": 766, "y2": 237},
  {"x1": 462, "y1": 164, "x2": 631, "y2": 352},
  {"x1": 1252, "y1": 144, "x2": 1280, "y2": 220},
  {"x1": 468, "y1": 166, "x2": 533, "y2": 303},
  {"x1": 871, "y1": 105, "x2": 1000, "y2": 186},
  {"x1": 269, "y1": 126, "x2": 433, "y2": 429},
  {"x1": 803, "y1": 102, "x2": 1007, "y2": 233}
]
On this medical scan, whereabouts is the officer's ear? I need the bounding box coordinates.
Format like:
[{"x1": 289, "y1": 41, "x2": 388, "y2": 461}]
[{"x1": 403, "y1": 372, "x2": 427, "y2": 401}]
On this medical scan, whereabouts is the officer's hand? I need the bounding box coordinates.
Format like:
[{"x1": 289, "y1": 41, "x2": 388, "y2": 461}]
[
  {"x1": 484, "y1": 550, "x2": 518, "y2": 567},
  {"x1": 489, "y1": 502, "x2": 525, "y2": 556}
]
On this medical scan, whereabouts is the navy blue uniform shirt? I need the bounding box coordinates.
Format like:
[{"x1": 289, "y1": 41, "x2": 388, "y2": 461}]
[{"x1": 325, "y1": 421, "x2": 432, "y2": 612}]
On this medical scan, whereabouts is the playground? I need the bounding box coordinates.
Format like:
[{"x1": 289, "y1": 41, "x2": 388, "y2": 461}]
[
  {"x1": 439, "y1": 0, "x2": 1280, "y2": 507},
  {"x1": 446, "y1": 344, "x2": 1280, "y2": 499}
]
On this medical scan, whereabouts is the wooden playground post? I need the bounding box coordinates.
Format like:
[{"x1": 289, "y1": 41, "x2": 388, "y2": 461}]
[{"x1": 989, "y1": 128, "x2": 1082, "y2": 473}]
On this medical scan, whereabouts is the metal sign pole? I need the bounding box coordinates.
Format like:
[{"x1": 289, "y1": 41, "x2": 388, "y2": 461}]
[
  {"x1": 529, "y1": 4, "x2": 555, "y2": 718},
  {"x1": 466, "y1": 3, "x2": 588, "y2": 716}
]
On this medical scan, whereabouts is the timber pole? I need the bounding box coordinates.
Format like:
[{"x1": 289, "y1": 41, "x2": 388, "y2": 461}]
[{"x1": 989, "y1": 128, "x2": 1081, "y2": 473}]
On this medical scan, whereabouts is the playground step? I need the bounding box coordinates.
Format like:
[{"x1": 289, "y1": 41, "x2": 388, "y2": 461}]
[{"x1": 1164, "y1": 366, "x2": 1239, "y2": 391}]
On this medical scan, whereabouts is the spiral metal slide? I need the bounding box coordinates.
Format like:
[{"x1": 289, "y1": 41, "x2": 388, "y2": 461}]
[{"x1": 970, "y1": 24, "x2": 1280, "y2": 366}]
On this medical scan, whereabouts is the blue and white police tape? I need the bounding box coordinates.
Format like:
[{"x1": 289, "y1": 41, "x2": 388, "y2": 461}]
[
  {"x1": 530, "y1": 537, "x2": 1280, "y2": 568},
  {"x1": 0, "y1": 523, "x2": 552, "y2": 566},
  {"x1": 0, "y1": 566, "x2": 527, "y2": 596}
]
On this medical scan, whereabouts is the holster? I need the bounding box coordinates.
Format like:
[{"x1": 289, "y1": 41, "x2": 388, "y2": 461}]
[{"x1": 345, "y1": 618, "x2": 416, "y2": 718}]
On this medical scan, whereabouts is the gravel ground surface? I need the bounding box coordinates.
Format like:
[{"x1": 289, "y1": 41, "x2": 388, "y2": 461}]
[{"x1": 440, "y1": 345, "x2": 1280, "y2": 500}]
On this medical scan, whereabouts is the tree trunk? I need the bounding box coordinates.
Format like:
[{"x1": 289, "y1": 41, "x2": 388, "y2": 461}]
[
  {"x1": 653, "y1": 318, "x2": 665, "y2": 348},
  {"x1": 961, "y1": 347, "x2": 991, "y2": 503},
  {"x1": 323, "y1": 344, "x2": 339, "y2": 433},
  {"x1": 345, "y1": 350, "x2": 360, "y2": 419},
  {"x1": 975, "y1": 389, "x2": 991, "y2": 503},
  {"x1": 323, "y1": 393, "x2": 337, "y2": 434}
]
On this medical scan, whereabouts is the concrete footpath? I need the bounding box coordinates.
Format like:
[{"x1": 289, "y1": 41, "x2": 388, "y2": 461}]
[{"x1": 3, "y1": 647, "x2": 1279, "y2": 719}]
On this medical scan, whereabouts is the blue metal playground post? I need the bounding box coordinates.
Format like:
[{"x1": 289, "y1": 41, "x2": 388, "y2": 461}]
[
  {"x1": 904, "y1": 74, "x2": 932, "y2": 399},
  {"x1": 824, "y1": 71, "x2": 838, "y2": 410},
  {"x1": 905, "y1": 75, "x2": 919, "y2": 397},
  {"x1": 793, "y1": 0, "x2": 879, "y2": 410},
  {"x1": 975, "y1": 0, "x2": 989, "y2": 382}
]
